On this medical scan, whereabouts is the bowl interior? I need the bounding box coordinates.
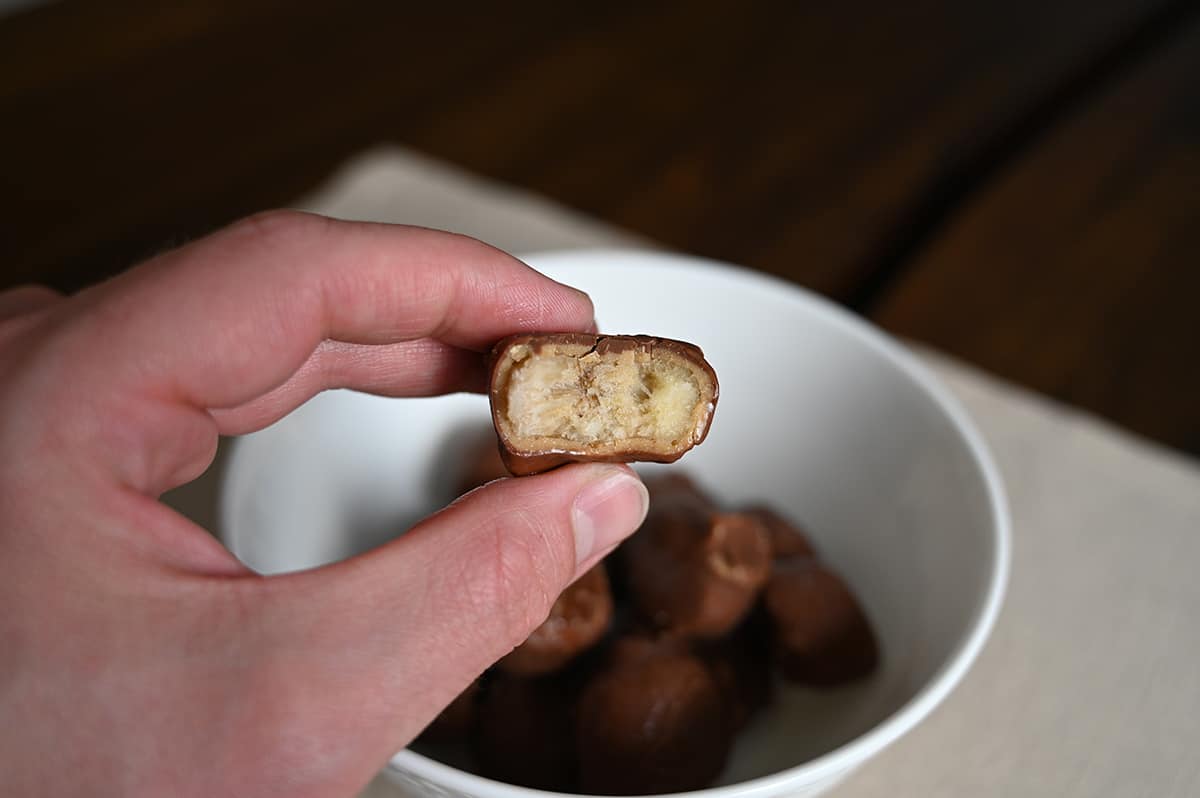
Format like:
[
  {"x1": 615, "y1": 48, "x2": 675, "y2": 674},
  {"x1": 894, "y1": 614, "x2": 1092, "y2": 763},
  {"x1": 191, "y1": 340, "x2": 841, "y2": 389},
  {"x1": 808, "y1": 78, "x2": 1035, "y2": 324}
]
[{"x1": 220, "y1": 250, "x2": 1004, "y2": 792}]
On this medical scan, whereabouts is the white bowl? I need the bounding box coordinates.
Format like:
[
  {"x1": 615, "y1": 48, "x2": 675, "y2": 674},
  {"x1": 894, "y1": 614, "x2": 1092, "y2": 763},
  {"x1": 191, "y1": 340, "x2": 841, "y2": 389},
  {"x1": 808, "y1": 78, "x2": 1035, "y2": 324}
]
[{"x1": 220, "y1": 250, "x2": 1009, "y2": 798}]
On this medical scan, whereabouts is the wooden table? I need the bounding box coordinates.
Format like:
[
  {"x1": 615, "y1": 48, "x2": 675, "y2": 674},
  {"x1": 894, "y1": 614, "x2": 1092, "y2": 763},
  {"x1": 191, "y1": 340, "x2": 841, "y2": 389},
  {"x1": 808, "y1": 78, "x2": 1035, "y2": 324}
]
[{"x1": 2, "y1": 0, "x2": 1197, "y2": 455}]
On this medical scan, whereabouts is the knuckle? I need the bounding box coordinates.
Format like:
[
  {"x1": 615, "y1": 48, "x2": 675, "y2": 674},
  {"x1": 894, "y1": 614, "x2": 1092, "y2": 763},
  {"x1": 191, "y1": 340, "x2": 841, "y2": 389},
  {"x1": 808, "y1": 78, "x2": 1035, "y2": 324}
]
[
  {"x1": 0, "y1": 284, "x2": 64, "y2": 342},
  {"x1": 418, "y1": 227, "x2": 490, "y2": 254},
  {"x1": 226, "y1": 208, "x2": 329, "y2": 248},
  {"x1": 0, "y1": 283, "x2": 62, "y2": 307}
]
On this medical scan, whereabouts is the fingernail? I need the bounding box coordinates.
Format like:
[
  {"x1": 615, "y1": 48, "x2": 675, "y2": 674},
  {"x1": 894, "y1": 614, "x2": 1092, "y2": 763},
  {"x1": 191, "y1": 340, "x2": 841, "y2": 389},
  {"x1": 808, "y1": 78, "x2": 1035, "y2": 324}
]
[{"x1": 571, "y1": 467, "x2": 649, "y2": 566}]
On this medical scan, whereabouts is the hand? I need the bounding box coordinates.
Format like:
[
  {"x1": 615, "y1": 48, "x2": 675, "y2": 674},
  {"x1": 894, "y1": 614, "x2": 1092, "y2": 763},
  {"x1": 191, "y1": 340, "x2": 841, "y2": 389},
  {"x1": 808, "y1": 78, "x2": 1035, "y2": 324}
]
[{"x1": 0, "y1": 211, "x2": 649, "y2": 797}]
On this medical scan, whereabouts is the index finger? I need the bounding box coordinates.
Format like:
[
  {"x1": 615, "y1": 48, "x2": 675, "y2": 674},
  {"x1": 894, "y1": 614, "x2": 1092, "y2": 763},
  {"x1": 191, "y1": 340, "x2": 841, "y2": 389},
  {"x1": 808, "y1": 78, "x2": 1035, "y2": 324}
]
[{"x1": 69, "y1": 211, "x2": 594, "y2": 411}]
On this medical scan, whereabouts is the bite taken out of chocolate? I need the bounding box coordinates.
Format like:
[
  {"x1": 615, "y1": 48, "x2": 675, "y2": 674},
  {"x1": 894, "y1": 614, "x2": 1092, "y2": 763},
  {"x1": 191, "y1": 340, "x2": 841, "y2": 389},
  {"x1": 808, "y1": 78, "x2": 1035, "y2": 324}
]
[
  {"x1": 623, "y1": 476, "x2": 771, "y2": 639},
  {"x1": 576, "y1": 637, "x2": 734, "y2": 795},
  {"x1": 764, "y1": 557, "x2": 879, "y2": 686},
  {"x1": 499, "y1": 563, "x2": 614, "y2": 676},
  {"x1": 489, "y1": 334, "x2": 718, "y2": 476},
  {"x1": 474, "y1": 672, "x2": 579, "y2": 791}
]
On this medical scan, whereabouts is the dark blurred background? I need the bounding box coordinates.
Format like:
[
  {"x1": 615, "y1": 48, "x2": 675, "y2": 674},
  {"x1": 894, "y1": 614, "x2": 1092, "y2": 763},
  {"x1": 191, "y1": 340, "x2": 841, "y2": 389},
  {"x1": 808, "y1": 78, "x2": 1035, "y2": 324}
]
[{"x1": 1, "y1": 0, "x2": 1197, "y2": 455}]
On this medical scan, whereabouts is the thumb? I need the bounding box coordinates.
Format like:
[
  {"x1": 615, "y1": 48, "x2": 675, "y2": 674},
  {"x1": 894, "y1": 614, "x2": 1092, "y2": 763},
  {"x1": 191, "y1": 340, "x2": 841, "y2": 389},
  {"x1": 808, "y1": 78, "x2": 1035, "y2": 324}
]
[{"x1": 259, "y1": 463, "x2": 648, "y2": 758}]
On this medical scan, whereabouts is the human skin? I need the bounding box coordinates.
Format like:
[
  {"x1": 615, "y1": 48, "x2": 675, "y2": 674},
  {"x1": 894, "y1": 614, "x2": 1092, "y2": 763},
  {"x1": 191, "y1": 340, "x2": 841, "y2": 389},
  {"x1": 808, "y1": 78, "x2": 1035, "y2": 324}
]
[{"x1": 0, "y1": 211, "x2": 649, "y2": 798}]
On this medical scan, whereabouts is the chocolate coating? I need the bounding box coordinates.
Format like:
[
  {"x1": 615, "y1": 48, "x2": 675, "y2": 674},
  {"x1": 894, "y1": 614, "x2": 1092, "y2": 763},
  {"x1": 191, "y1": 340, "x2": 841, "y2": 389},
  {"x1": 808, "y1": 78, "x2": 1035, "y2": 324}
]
[
  {"x1": 625, "y1": 479, "x2": 771, "y2": 639},
  {"x1": 607, "y1": 474, "x2": 712, "y2": 607},
  {"x1": 489, "y1": 333, "x2": 718, "y2": 476},
  {"x1": 499, "y1": 564, "x2": 614, "y2": 676},
  {"x1": 577, "y1": 640, "x2": 733, "y2": 795},
  {"x1": 700, "y1": 619, "x2": 773, "y2": 732},
  {"x1": 764, "y1": 558, "x2": 879, "y2": 686},
  {"x1": 744, "y1": 505, "x2": 818, "y2": 560},
  {"x1": 417, "y1": 680, "x2": 480, "y2": 744},
  {"x1": 475, "y1": 674, "x2": 578, "y2": 791}
]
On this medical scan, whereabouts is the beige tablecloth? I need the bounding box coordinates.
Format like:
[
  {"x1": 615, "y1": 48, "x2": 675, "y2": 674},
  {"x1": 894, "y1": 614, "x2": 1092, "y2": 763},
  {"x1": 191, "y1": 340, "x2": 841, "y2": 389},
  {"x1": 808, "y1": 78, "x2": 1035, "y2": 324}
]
[{"x1": 167, "y1": 147, "x2": 1200, "y2": 798}]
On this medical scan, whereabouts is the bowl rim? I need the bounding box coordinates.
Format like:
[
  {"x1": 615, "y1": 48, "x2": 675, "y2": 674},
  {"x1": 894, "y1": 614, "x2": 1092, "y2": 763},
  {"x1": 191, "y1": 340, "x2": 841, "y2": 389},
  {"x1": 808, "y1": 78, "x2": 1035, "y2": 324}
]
[{"x1": 224, "y1": 247, "x2": 1011, "y2": 798}]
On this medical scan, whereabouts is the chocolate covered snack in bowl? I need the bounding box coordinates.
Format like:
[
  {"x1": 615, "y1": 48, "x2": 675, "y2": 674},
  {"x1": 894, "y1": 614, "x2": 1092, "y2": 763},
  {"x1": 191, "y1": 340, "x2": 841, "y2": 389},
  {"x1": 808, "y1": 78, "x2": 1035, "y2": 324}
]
[
  {"x1": 764, "y1": 557, "x2": 879, "y2": 686},
  {"x1": 475, "y1": 673, "x2": 579, "y2": 791},
  {"x1": 498, "y1": 563, "x2": 614, "y2": 677},
  {"x1": 576, "y1": 637, "x2": 733, "y2": 795},
  {"x1": 752, "y1": 502, "x2": 879, "y2": 686},
  {"x1": 415, "y1": 679, "x2": 480, "y2": 745},
  {"x1": 489, "y1": 334, "x2": 718, "y2": 475},
  {"x1": 744, "y1": 505, "x2": 818, "y2": 560},
  {"x1": 413, "y1": 442, "x2": 881, "y2": 794},
  {"x1": 623, "y1": 476, "x2": 772, "y2": 639}
]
